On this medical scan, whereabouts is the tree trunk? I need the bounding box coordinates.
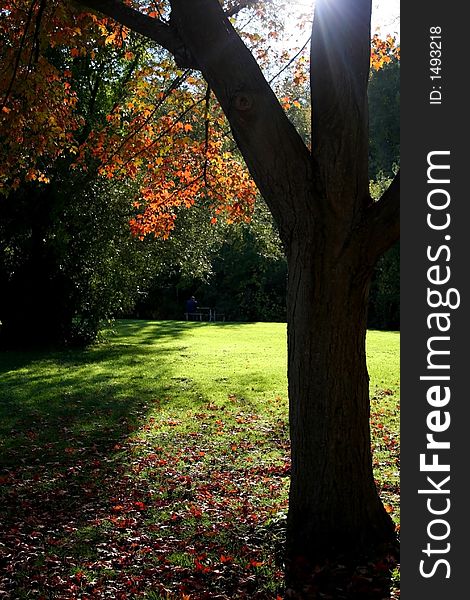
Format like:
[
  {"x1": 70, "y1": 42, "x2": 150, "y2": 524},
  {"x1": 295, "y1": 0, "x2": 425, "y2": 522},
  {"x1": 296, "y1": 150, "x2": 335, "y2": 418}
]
[{"x1": 285, "y1": 224, "x2": 396, "y2": 588}]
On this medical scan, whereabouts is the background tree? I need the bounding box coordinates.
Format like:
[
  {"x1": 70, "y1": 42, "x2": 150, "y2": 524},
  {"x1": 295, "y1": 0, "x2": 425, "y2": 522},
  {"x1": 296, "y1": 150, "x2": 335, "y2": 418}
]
[
  {"x1": 369, "y1": 35, "x2": 400, "y2": 179},
  {"x1": 0, "y1": 174, "x2": 154, "y2": 346},
  {"x1": 132, "y1": 196, "x2": 288, "y2": 322},
  {"x1": 1, "y1": 2, "x2": 400, "y2": 340},
  {"x1": 0, "y1": 0, "x2": 257, "y2": 346},
  {"x1": 368, "y1": 174, "x2": 400, "y2": 330},
  {"x1": 368, "y1": 51, "x2": 400, "y2": 330},
  {"x1": 0, "y1": 21, "x2": 163, "y2": 346}
]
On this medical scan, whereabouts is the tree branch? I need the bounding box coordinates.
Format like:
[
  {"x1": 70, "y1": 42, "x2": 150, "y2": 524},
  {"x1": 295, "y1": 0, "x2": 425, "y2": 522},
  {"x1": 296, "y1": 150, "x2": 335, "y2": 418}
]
[
  {"x1": 75, "y1": 0, "x2": 198, "y2": 68},
  {"x1": 167, "y1": 0, "x2": 313, "y2": 239},
  {"x1": 224, "y1": 0, "x2": 260, "y2": 18},
  {"x1": 75, "y1": 0, "x2": 315, "y2": 239},
  {"x1": 1, "y1": 0, "x2": 38, "y2": 111}
]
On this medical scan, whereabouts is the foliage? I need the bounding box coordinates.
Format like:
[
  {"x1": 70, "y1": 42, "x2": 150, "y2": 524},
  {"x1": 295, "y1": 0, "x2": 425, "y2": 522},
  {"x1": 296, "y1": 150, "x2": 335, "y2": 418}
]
[
  {"x1": 134, "y1": 198, "x2": 287, "y2": 322},
  {"x1": 366, "y1": 47, "x2": 400, "y2": 330},
  {"x1": 197, "y1": 201, "x2": 286, "y2": 322},
  {"x1": 370, "y1": 33, "x2": 400, "y2": 72},
  {"x1": 369, "y1": 241, "x2": 399, "y2": 330},
  {"x1": 0, "y1": 320, "x2": 400, "y2": 598},
  {"x1": 369, "y1": 55, "x2": 400, "y2": 179},
  {"x1": 0, "y1": 0, "x2": 258, "y2": 232},
  {"x1": 133, "y1": 36, "x2": 400, "y2": 327},
  {"x1": 0, "y1": 170, "x2": 155, "y2": 347},
  {"x1": 368, "y1": 33, "x2": 401, "y2": 348},
  {"x1": 0, "y1": 1, "x2": 399, "y2": 234}
]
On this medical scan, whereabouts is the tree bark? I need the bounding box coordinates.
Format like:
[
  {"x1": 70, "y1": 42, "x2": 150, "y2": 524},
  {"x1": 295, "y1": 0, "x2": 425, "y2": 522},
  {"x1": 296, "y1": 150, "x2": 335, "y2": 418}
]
[{"x1": 285, "y1": 223, "x2": 396, "y2": 589}]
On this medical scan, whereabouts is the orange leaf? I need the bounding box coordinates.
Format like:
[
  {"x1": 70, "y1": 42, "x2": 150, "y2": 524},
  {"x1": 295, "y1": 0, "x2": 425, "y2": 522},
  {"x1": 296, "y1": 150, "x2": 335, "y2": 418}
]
[{"x1": 220, "y1": 555, "x2": 233, "y2": 563}]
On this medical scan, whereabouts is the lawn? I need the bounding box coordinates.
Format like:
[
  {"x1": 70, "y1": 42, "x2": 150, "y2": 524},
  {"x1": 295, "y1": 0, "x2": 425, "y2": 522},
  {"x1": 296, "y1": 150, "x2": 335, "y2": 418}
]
[{"x1": 0, "y1": 320, "x2": 400, "y2": 599}]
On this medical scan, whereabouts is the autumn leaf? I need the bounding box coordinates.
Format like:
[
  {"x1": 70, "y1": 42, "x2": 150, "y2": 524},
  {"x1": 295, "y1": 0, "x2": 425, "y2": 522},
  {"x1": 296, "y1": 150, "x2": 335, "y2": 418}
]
[{"x1": 220, "y1": 554, "x2": 233, "y2": 563}]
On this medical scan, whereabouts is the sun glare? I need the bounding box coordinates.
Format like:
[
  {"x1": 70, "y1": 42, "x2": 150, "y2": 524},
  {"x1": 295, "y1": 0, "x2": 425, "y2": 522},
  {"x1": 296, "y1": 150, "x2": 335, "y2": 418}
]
[
  {"x1": 280, "y1": 0, "x2": 400, "y2": 40},
  {"x1": 372, "y1": 0, "x2": 400, "y2": 35}
]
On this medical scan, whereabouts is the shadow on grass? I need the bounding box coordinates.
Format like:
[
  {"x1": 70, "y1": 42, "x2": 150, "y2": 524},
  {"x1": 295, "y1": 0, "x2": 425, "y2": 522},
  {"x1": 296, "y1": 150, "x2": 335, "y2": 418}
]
[
  {"x1": 0, "y1": 321, "x2": 193, "y2": 594},
  {"x1": 0, "y1": 319, "x2": 277, "y2": 466},
  {"x1": 106, "y1": 318, "x2": 259, "y2": 346},
  {"x1": 0, "y1": 319, "x2": 396, "y2": 599},
  {"x1": 2, "y1": 333, "x2": 175, "y2": 465},
  {"x1": 0, "y1": 319, "x2": 289, "y2": 598}
]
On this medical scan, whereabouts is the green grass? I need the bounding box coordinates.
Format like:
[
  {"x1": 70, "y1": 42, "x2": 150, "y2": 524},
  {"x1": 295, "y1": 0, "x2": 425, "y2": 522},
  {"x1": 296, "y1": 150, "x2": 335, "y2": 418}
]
[{"x1": 0, "y1": 320, "x2": 400, "y2": 598}]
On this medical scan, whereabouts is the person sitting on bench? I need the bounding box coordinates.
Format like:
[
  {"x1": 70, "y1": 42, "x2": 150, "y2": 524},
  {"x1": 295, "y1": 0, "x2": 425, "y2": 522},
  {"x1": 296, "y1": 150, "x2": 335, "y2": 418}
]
[{"x1": 185, "y1": 296, "x2": 198, "y2": 319}]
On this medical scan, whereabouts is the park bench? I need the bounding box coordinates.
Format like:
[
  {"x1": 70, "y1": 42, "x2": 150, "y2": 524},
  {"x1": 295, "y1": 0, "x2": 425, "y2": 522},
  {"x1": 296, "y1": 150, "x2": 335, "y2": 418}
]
[{"x1": 184, "y1": 307, "x2": 225, "y2": 322}]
